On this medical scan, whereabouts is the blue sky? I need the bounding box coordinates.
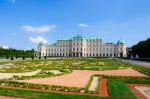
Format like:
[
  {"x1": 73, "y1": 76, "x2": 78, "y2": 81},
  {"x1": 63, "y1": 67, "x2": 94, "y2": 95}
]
[{"x1": 0, "y1": 0, "x2": 150, "y2": 50}]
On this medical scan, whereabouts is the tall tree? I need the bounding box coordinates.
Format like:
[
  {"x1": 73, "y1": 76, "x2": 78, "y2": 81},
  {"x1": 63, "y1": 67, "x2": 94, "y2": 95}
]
[{"x1": 131, "y1": 38, "x2": 150, "y2": 58}]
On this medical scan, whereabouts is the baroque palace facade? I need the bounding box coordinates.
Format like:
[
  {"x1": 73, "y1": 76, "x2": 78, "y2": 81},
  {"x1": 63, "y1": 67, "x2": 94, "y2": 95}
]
[{"x1": 38, "y1": 35, "x2": 127, "y2": 57}]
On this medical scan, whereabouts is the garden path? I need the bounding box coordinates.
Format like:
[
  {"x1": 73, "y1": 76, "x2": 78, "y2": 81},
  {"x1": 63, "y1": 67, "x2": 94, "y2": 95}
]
[
  {"x1": 19, "y1": 68, "x2": 148, "y2": 87},
  {"x1": 0, "y1": 70, "x2": 41, "y2": 79}
]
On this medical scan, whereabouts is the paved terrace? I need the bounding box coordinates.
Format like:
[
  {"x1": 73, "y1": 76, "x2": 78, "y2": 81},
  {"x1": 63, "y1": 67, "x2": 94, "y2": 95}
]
[{"x1": 119, "y1": 59, "x2": 150, "y2": 68}]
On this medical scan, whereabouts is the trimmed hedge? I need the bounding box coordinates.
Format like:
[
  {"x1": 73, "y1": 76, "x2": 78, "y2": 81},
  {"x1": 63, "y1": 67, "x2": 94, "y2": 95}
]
[
  {"x1": 0, "y1": 80, "x2": 86, "y2": 93},
  {"x1": 94, "y1": 74, "x2": 150, "y2": 80}
]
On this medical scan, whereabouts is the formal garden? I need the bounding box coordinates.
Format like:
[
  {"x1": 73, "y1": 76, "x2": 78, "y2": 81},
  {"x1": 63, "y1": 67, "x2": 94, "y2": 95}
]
[{"x1": 0, "y1": 58, "x2": 149, "y2": 99}]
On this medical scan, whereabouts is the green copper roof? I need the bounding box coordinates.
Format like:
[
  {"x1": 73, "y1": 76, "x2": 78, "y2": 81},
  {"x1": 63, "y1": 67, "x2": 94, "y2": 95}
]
[
  {"x1": 117, "y1": 40, "x2": 125, "y2": 45},
  {"x1": 58, "y1": 35, "x2": 101, "y2": 41},
  {"x1": 72, "y1": 34, "x2": 84, "y2": 40}
]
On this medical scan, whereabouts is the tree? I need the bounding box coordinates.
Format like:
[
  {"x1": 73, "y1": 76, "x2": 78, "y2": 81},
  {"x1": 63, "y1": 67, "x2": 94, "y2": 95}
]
[
  {"x1": 22, "y1": 55, "x2": 25, "y2": 60},
  {"x1": 11, "y1": 56, "x2": 14, "y2": 60},
  {"x1": 131, "y1": 38, "x2": 150, "y2": 58}
]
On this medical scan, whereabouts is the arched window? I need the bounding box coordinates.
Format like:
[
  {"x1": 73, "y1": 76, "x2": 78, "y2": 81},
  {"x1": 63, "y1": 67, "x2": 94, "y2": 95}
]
[
  {"x1": 100, "y1": 54, "x2": 101, "y2": 57},
  {"x1": 107, "y1": 54, "x2": 109, "y2": 57},
  {"x1": 103, "y1": 54, "x2": 105, "y2": 57}
]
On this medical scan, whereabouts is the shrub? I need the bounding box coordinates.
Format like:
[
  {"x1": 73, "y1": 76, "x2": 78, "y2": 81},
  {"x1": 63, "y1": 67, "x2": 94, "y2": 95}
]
[{"x1": 11, "y1": 56, "x2": 14, "y2": 60}]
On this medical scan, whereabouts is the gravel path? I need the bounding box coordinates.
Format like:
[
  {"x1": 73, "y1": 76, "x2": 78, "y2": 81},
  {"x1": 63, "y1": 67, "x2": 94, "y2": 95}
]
[
  {"x1": 128, "y1": 84, "x2": 150, "y2": 99},
  {"x1": 0, "y1": 70, "x2": 41, "y2": 79},
  {"x1": 19, "y1": 68, "x2": 148, "y2": 88},
  {"x1": 0, "y1": 96, "x2": 23, "y2": 99},
  {"x1": 135, "y1": 86, "x2": 150, "y2": 99}
]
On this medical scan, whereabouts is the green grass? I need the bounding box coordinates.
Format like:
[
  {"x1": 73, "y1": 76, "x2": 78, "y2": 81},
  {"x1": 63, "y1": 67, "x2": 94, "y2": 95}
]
[
  {"x1": 108, "y1": 80, "x2": 136, "y2": 99},
  {"x1": 0, "y1": 88, "x2": 107, "y2": 99},
  {"x1": 1, "y1": 79, "x2": 148, "y2": 99}
]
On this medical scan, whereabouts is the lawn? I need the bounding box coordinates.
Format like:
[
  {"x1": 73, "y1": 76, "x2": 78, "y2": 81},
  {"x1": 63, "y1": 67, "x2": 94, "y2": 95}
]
[{"x1": 0, "y1": 79, "x2": 149, "y2": 99}]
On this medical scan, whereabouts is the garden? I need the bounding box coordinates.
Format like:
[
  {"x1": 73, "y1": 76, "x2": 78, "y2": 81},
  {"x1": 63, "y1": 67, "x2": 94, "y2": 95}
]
[{"x1": 0, "y1": 58, "x2": 149, "y2": 99}]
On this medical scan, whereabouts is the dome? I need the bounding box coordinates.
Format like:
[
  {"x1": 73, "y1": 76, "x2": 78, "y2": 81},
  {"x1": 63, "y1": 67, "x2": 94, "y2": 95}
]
[
  {"x1": 117, "y1": 40, "x2": 125, "y2": 45},
  {"x1": 72, "y1": 34, "x2": 84, "y2": 40}
]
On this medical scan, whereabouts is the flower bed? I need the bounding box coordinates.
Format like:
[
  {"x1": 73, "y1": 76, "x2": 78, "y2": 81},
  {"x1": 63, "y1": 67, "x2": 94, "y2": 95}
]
[
  {"x1": 88, "y1": 76, "x2": 100, "y2": 93},
  {"x1": 0, "y1": 80, "x2": 85, "y2": 93}
]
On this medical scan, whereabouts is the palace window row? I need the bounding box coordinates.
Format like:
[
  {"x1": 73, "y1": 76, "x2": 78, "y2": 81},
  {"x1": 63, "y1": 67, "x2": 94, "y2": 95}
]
[{"x1": 42, "y1": 53, "x2": 117, "y2": 57}]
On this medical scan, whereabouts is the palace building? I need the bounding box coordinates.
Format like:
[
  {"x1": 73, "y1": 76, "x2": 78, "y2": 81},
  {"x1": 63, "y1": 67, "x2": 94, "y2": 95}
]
[{"x1": 38, "y1": 35, "x2": 127, "y2": 57}]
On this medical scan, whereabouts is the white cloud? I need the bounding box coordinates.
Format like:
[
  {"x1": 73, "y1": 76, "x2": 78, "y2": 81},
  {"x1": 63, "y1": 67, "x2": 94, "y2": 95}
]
[
  {"x1": 29, "y1": 36, "x2": 48, "y2": 44},
  {"x1": 12, "y1": 32, "x2": 16, "y2": 36},
  {"x1": 9, "y1": 0, "x2": 16, "y2": 4},
  {"x1": 79, "y1": 23, "x2": 89, "y2": 27},
  {"x1": 22, "y1": 25, "x2": 56, "y2": 33}
]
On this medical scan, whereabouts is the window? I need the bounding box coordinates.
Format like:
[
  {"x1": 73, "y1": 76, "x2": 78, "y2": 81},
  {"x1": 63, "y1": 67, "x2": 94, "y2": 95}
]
[
  {"x1": 77, "y1": 48, "x2": 79, "y2": 51},
  {"x1": 103, "y1": 54, "x2": 105, "y2": 57},
  {"x1": 93, "y1": 53, "x2": 95, "y2": 56},
  {"x1": 110, "y1": 54, "x2": 112, "y2": 57},
  {"x1": 120, "y1": 48, "x2": 123, "y2": 52},
  {"x1": 103, "y1": 48, "x2": 105, "y2": 52}
]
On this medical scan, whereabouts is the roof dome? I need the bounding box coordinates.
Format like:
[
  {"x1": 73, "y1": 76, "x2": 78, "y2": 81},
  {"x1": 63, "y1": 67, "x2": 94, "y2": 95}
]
[
  {"x1": 117, "y1": 40, "x2": 125, "y2": 45},
  {"x1": 72, "y1": 34, "x2": 84, "y2": 40}
]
